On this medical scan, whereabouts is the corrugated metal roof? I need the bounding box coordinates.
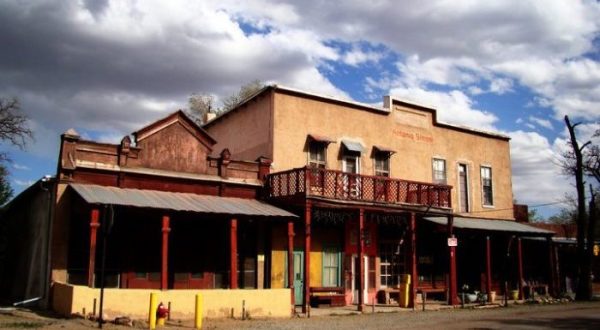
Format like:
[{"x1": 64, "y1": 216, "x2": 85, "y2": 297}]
[
  {"x1": 341, "y1": 140, "x2": 364, "y2": 153},
  {"x1": 373, "y1": 145, "x2": 396, "y2": 154},
  {"x1": 69, "y1": 184, "x2": 297, "y2": 218},
  {"x1": 308, "y1": 134, "x2": 336, "y2": 144},
  {"x1": 424, "y1": 216, "x2": 554, "y2": 236}
]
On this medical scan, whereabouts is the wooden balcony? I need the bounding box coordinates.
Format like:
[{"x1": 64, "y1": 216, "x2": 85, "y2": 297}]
[{"x1": 266, "y1": 167, "x2": 452, "y2": 209}]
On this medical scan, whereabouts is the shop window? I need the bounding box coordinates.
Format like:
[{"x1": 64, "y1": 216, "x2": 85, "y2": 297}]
[
  {"x1": 322, "y1": 247, "x2": 341, "y2": 287},
  {"x1": 432, "y1": 158, "x2": 446, "y2": 184},
  {"x1": 481, "y1": 166, "x2": 493, "y2": 206}
]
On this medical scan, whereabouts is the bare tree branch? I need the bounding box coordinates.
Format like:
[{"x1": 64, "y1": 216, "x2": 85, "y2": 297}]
[{"x1": 0, "y1": 97, "x2": 33, "y2": 149}]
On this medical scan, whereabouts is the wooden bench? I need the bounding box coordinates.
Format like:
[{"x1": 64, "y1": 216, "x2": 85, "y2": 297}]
[{"x1": 309, "y1": 287, "x2": 346, "y2": 307}]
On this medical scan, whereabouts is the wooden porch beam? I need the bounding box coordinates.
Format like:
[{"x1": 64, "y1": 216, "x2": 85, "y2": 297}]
[
  {"x1": 287, "y1": 220, "x2": 295, "y2": 312},
  {"x1": 447, "y1": 215, "x2": 458, "y2": 305},
  {"x1": 486, "y1": 236, "x2": 492, "y2": 302},
  {"x1": 517, "y1": 238, "x2": 524, "y2": 299},
  {"x1": 358, "y1": 208, "x2": 365, "y2": 312},
  {"x1": 161, "y1": 215, "x2": 170, "y2": 290},
  {"x1": 409, "y1": 212, "x2": 418, "y2": 308},
  {"x1": 230, "y1": 218, "x2": 238, "y2": 289},
  {"x1": 87, "y1": 208, "x2": 100, "y2": 288},
  {"x1": 303, "y1": 201, "x2": 312, "y2": 314}
]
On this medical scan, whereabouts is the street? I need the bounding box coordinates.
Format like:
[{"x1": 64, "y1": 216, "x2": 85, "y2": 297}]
[{"x1": 1, "y1": 301, "x2": 600, "y2": 329}]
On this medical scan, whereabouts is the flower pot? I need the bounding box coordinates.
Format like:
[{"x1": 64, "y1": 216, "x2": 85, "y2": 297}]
[
  {"x1": 466, "y1": 293, "x2": 477, "y2": 303},
  {"x1": 489, "y1": 291, "x2": 496, "y2": 302}
]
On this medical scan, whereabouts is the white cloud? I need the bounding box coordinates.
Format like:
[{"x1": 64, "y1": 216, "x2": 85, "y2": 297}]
[
  {"x1": 528, "y1": 116, "x2": 554, "y2": 130},
  {"x1": 342, "y1": 46, "x2": 385, "y2": 67},
  {"x1": 12, "y1": 163, "x2": 30, "y2": 171},
  {"x1": 13, "y1": 179, "x2": 35, "y2": 187}
]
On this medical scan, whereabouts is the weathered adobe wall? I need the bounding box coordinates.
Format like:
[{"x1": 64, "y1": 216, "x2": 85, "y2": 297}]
[
  {"x1": 204, "y1": 92, "x2": 273, "y2": 161},
  {"x1": 272, "y1": 93, "x2": 514, "y2": 219}
]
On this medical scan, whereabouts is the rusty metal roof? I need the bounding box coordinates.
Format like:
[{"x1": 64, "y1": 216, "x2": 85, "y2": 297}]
[
  {"x1": 69, "y1": 184, "x2": 297, "y2": 218},
  {"x1": 424, "y1": 216, "x2": 554, "y2": 236}
]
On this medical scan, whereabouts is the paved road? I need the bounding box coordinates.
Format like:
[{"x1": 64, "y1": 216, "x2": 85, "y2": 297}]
[{"x1": 204, "y1": 302, "x2": 600, "y2": 329}]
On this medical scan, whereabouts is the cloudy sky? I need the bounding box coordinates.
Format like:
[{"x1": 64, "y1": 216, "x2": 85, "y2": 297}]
[{"x1": 1, "y1": 0, "x2": 599, "y2": 217}]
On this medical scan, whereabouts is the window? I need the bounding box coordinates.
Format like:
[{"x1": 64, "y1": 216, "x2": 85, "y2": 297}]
[
  {"x1": 432, "y1": 158, "x2": 446, "y2": 184},
  {"x1": 308, "y1": 142, "x2": 326, "y2": 168},
  {"x1": 322, "y1": 247, "x2": 341, "y2": 286},
  {"x1": 379, "y1": 242, "x2": 404, "y2": 288},
  {"x1": 375, "y1": 153, "x2": 390, "y2": 177},
  {"x1": 481, "y1": 166, "x2": 493, "y2": 206},
  {"x1": 458, "y1": 164, "x2": 469, "y2": 212}
]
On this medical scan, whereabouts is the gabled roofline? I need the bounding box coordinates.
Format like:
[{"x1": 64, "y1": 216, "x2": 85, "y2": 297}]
[
  {"x1": 203, "y1": 84, "x2": 510, "y2": 141},
  {"x1": 133, "y1": 109, "x2": 217, "y2": 146}
]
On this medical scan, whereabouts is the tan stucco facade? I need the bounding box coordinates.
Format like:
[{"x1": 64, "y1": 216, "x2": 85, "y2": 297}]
[{"x1": 206, "y1": 87, "x2": 514, "y2": 219}]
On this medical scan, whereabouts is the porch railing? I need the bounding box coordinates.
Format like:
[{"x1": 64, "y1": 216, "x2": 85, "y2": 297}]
[{"x1": 267, "y1": 167, "x2": 452, "y2": 208}]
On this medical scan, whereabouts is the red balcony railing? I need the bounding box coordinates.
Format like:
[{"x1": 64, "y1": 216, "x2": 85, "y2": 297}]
[{"x1": 267, "y1": 167, "x2": 452, "y2": 208}]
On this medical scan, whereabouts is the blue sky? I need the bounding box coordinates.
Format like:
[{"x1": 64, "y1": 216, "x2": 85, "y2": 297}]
[{"x1": 1, "y1": 0, "x2": 599, "y2": 218}]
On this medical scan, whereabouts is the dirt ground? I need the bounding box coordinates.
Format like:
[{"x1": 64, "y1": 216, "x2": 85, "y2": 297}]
[{"x1": 2, "y1": 301, "x2": 600, "y2": 329}]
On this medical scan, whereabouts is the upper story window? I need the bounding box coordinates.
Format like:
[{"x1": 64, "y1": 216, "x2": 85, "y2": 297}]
[
  {"x1": 309, "y1": 142, "x2": 327, "y2": 168},
  {"x1": 432, "y1": 158, "x2": 446, "y2": 184},
  {"x1": 307, "y1": 134, "x2": 334, "y2": 168},
  {"x1": 373, "y1": 146, "x2": 394, "y2": 177},
  {"x1": 481, "y1": 166, "x2": 493, "y2": 206}
]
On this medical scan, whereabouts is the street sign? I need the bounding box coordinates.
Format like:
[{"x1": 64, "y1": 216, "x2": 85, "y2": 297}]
[{"x1": 448, "y1": 237, "x2": 458, "y2": 247}]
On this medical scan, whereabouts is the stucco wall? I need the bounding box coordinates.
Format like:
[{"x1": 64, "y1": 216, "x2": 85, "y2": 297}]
[
  {"x1": 272, "y1": 93, "x2": 514, "y2": 219},
  {"x1": 205, "y1": 92, "x2": 273, "y2": 161},
  {"x1": 52, "y1": 282, "x2": 291, "y2": 319}
]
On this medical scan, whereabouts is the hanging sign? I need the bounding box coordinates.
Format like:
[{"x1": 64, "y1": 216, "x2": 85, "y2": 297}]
[
  {"x1": 594, "y1": 244, "x2": 599, "y2": 257},
  {"x1": 447, "y1": 237, "x2": 458, "y2": 247}
]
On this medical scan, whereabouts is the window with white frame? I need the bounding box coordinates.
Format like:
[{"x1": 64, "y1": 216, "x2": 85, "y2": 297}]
[
  {"x1": 481, "y1": 166, "x2": 493, "y2": 206},
  {"x1": 322, "y1": 247, "x2": 341, "y2": 286},
  {"x1": 375, "y1": 153, "x2": 390, "y2": 177},
  {"x1": 432, "y1": 158, "x2": 446, "y2": 184},
  {"x1": 308, "y1": 142, "x2": 327, "y2": 168}
]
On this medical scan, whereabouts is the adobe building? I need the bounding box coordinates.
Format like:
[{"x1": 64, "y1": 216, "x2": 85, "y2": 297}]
[
  {"x1": 204, "y1": 85, "x2": 554, "y2": 311},
  {"x1": 0, "y1": 111, "x2": 297, "y2": 319}
]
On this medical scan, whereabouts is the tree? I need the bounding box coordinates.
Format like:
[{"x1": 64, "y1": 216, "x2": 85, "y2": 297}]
[
  {"x1": 562, "y1": 115, "x2": 597, "y2": 300},
  {"x1": 186, "y1": 80, "x2": 265, "y2": 125},
  {"x1": 0, "y1": 97, "x2": 33, "y2": 205}
]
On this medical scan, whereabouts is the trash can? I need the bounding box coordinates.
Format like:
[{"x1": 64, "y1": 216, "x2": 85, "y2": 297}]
[{"x1": 399, "y1": 274, "x2": 411, "y2": 308}]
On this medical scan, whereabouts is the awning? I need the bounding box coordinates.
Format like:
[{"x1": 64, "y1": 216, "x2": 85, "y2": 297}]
[
  {"x1": 373, "y1": 145, "x2": 396, "y2": 154},
  {"x1": 341, "y1": 140, "x2": 364, "y2": 153},
  {"x1": 69, "y1": 184, "x2": 297, "y2": 218},
  {"x1": 424, "y1": 216, "x2": 554, "y2": 236},
  {"x1": 308, "y1": 134, "x2": 336, "y2": 144}
]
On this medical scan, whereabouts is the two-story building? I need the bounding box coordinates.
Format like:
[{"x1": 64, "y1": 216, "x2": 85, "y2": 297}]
[{"x1": 204, "y1": 85, "x2": 553, "y2": 312}]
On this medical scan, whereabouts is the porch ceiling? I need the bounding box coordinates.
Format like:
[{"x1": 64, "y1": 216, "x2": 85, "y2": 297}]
[
  {"x1": 424, "y1": 216, "x2": 554, "y2": 236},
  {"x1": 69, "y1": 183, "x2": 297, "y2": 218}
]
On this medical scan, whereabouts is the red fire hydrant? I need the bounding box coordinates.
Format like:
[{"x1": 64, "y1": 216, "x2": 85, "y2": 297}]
[{"x1": 156, "y1": 302, "x2": 169, "y2": 326}]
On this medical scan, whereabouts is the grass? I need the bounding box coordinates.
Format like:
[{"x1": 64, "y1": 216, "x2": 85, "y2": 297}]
[{"x1": 0, "y1": 321, "x2": 47, "y2": 328}]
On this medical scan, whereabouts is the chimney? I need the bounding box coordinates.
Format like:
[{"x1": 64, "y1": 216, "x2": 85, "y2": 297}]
[{"x1": 513, "y1": 204, "x2": 529, "y2": 222}]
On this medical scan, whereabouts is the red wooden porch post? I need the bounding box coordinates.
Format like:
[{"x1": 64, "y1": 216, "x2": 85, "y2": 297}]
[
  {"x1": 448, "y1": 215, "x2": 458, "y2": 305},
  {"x1": 409, "y1": 212, "x2": 418, "y2": 308},
  {"x1": 303, "y1": 201, "x2": 312, "y2": 314},
  {"x1": 485, "y1": 236, "x2": 492, "y2": 301},
  {"x1": 88, "y1": 208, "x2": 100, "y2": 288},
  {"x1": 547, "y1": 237, "x2": 556, "y2": 297},
  {"x1": 358, "y1": 208, "x2": 365, "y2": 312},
  {"x1": 161, "y1": 215, "x2": 170, "y2": 290},
  {"x1": 517, "y1": 238, "x2": 524, "y2": 299},
  {"x1": 287, "y1": 220, "x2": 295, "y2": 312},
  {"x1": 230, "y1": 218, "x2": 238, "y2": 289}
]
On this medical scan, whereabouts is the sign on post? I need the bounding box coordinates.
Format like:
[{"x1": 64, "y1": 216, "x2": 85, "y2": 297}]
[{"x1": 447, "y1": 237, "x2": 458, "y2": 247}]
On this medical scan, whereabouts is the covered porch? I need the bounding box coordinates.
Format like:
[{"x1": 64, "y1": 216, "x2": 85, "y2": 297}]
[{"x1": 62, "y1": 183, "x2": 297, "y2": 293}]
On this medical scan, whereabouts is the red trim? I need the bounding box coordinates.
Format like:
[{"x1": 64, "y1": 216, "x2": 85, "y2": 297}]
[
  {"x1": 230, "y1": 218, "x2": 238, "y2": 289},
  {"x1": 358, "y1": 208, "x2": 365, "y2": 311},
  {"x1": 287, "y1": 220, "x2": 295, "y2": 310},
  {"x1": 447, "y1": 216, "x2": 458, "y2": 305},
  {"x1": 517, "y1": 238, "x2": 524, "y2": 299},
  {"x1": 88, "y1": 209, "x2": 100, "y2": 287},
  {"x1": 409, "y1": 212, "x2": 418, "y2": 308},
  {"x1": 303, "y1": 201, "x2": 311, "y2": 314},
  {"x1": 161, "y1": 215, "x2": 170, "y2": 290},
  {"x1": 486, "y1": 237, "x2": 492, "y2": 300}
]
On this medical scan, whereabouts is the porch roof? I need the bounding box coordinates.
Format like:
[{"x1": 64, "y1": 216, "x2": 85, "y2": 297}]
[
  {"x1": 424, "y1": 216, "x2": 554, "y2": 236},
  {"x1": 69, "y1": 183, "x2": 298, "y2": 218}
]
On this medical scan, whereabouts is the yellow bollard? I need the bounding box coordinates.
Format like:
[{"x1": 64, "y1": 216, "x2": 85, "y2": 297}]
[
  {"x1": 195, "y1": 293, "x2": 203, "y2": 329},
  {"x1": 149, "y1": 293, "x2": 158, "y2": 330}
]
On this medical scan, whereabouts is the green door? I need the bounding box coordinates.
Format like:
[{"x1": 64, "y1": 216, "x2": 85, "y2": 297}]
[{"x1": 293, "y1": 251, "x2": 304, "y2": 305}]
